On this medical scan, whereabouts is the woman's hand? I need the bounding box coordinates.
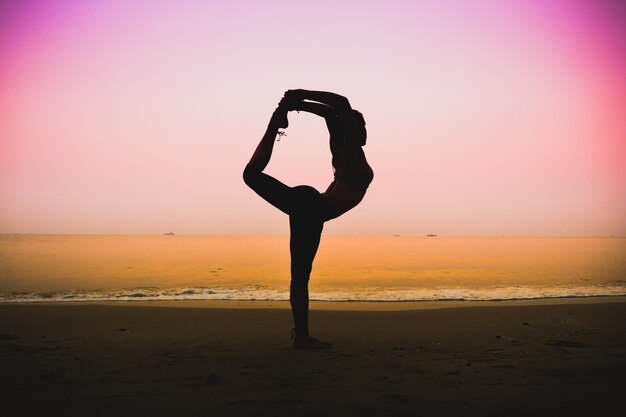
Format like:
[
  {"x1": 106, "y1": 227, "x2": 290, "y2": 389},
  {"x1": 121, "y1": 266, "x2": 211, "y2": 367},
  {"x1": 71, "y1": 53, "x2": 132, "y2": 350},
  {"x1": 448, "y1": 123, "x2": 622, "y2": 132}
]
[
  {"x1": 285, "y1": 89, "x2": 305, "y2": 97},
  {"x1": 284, "y1": 89, "x2": 306, "y2": 102},
  {"x1": 280, "y1": 91, "x2": 304, "y2": 111}
]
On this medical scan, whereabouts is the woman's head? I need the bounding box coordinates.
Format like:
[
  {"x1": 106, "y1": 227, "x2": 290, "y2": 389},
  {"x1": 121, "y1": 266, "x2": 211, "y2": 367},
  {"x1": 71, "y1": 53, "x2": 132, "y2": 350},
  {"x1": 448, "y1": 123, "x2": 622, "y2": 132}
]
[{"x1": 352, "y1": 110, "x2": 367, "y2": 146}]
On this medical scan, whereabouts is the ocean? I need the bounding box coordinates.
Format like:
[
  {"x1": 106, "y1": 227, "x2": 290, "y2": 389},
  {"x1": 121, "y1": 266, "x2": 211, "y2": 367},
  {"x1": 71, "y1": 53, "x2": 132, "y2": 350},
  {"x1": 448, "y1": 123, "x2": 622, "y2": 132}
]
[{"x1": 1, "y1": 235, "x2": 624, "y2": 303}]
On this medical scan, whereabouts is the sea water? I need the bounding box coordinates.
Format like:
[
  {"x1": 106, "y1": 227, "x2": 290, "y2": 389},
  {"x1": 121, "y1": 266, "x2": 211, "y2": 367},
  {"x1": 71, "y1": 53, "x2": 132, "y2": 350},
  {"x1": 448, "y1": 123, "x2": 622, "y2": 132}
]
[{"x1": 1, "y1": 235, "x2": 624, "y2": 303}]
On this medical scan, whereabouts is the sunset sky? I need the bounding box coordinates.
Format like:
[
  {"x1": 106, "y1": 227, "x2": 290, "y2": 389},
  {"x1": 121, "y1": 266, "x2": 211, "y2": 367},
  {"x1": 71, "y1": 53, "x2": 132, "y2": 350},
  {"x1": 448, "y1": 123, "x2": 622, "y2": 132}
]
[{"x1": 1, "y1": 0, "x2": 624, "y2": 236}]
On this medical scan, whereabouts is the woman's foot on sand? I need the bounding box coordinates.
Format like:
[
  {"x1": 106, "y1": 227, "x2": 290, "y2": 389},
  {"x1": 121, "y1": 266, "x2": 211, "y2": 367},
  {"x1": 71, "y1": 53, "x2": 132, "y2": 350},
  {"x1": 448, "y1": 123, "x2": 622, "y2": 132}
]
[{"x1": 292, "y1": 336, "x2": 332, "y2": 349}]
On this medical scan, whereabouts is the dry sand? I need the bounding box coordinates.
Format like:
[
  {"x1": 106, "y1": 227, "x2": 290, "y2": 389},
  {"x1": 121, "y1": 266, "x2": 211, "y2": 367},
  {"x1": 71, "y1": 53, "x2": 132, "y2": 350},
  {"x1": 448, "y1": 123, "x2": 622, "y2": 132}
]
[{"x1": 1, "y1": 300, "x2": 625, "y2": 416}]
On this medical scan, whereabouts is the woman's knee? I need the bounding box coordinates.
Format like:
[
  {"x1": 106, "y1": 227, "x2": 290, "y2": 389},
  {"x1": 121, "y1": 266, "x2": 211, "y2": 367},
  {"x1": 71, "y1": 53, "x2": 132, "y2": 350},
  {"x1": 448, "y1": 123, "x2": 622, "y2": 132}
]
[
  {"x1": 290, "y1": 275, "x2": 310, "y2": 291},
  {"x1": 243, "y1": 164, "x2": 260, "y2": 188}
]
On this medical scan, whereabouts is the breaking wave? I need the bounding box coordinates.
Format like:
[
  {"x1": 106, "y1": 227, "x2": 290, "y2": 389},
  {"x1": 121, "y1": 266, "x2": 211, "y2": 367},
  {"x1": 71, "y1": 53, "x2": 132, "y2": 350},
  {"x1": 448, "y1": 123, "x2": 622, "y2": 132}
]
[{"x1": 1, "y1": 284, "x2": 625, "y2": 303}]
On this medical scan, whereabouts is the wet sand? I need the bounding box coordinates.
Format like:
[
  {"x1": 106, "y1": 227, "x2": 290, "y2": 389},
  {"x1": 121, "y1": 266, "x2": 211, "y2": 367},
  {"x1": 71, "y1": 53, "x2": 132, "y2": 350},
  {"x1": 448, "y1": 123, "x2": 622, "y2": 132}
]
[{"x1": 1, "y1": 300, "x2": 625, "y2": 416}]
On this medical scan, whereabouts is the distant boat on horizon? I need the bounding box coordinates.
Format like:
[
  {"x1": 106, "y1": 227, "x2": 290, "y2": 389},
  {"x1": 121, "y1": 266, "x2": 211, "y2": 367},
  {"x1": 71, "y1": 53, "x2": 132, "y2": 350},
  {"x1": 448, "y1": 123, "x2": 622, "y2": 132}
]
[
  {"x1": 426, "y1": 234, "x2": 437, "y2": 237},
  {"x1": 163, "y1": 231, "x2": 175, "y2": 236}
]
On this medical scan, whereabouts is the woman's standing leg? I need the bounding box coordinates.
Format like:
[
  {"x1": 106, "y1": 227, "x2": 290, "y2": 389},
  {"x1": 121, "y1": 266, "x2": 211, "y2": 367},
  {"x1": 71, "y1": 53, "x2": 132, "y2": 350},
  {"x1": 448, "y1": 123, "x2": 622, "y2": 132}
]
[
  {"x1": 289, "y1": 212, "x2": 332, "y2": 348},
  {"x1": 289, "y1": 215, "x2": 323, "y2": 339},
  {"x1": 286, "y1": 184, "x2": 332, "y2": 348}
]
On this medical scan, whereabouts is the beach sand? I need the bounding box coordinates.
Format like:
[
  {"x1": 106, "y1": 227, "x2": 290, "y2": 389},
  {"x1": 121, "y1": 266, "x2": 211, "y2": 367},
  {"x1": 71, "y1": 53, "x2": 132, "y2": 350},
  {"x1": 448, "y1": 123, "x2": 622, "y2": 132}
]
[{"x1": 1, "y1": 300, "x2": 625, "y2": 416}]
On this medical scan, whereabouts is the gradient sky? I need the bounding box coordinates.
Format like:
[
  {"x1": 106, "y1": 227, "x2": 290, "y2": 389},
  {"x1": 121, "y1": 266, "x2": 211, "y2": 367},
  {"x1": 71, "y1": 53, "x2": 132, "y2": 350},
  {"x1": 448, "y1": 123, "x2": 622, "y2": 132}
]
[{"x1": 1, "y1": 0, "x2": 624, "y2": 236}]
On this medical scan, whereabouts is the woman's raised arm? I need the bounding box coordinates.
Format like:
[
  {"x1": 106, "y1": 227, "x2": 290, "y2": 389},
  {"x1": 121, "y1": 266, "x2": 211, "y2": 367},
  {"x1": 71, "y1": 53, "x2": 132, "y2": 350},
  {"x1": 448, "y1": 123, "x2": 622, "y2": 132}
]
[
  {"x1": 295, "y1": 101, "x2": 336, "y2": 118},
  {"x1": 286, "y1": 90, "x2": 352, "y2": 114}
]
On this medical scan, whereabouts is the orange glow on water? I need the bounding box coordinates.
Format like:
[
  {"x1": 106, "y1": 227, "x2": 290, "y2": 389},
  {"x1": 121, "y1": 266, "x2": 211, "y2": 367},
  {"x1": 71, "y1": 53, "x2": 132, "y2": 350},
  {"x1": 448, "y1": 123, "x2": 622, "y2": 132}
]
[{"x1": 2, "y1": 236, "x2": 624, "y2": 301}]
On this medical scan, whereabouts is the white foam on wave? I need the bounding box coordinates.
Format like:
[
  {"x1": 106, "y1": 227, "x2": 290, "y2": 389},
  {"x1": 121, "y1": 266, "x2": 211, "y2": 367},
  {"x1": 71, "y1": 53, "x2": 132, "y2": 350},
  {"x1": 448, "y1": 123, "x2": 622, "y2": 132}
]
[{"x1": 1, "y1": 284, "x2": 625, "y2": 303}]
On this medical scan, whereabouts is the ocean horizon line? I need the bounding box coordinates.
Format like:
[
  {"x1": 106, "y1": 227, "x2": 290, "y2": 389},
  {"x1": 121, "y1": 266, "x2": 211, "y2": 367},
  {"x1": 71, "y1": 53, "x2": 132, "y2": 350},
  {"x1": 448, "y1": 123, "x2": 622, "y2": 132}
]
[{"x1": 1, "y1": 233, "x2": 624, "y2": 238}]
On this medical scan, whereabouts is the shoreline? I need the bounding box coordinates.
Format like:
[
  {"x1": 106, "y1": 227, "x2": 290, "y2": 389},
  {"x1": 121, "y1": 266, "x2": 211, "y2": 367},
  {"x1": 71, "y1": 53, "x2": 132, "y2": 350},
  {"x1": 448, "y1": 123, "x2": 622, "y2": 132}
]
[{"x1": 2, "y1": 294, "x2": 625, "y2": 310}]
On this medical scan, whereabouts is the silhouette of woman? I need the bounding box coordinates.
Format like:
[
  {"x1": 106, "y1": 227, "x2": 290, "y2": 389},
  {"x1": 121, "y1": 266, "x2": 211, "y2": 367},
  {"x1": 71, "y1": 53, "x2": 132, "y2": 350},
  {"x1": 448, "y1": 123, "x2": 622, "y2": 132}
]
[{"x1": 243, "y1": 90, "x2": 373, "y2": 349}]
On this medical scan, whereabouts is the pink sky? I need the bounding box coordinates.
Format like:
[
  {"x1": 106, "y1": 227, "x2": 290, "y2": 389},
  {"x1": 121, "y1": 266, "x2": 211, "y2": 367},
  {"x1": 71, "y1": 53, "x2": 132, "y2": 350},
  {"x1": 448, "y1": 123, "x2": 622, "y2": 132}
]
[{"x1": 1, "y1": 0, "x2": 624, "y2": 236}]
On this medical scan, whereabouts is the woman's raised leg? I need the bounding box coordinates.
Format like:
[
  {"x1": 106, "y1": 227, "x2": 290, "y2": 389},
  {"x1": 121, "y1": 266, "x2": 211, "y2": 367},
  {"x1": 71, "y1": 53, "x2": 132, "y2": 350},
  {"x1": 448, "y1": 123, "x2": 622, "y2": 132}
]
[{"x1": 243, "y1": 103, "x2": 293, "y2": 214}]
